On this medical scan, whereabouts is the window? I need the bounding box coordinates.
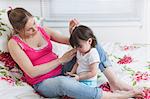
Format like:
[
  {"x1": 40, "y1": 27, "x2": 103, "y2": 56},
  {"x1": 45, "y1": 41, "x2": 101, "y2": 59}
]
[{"x1": 41, "y1": 0, "x2": 144, "y2": 27}]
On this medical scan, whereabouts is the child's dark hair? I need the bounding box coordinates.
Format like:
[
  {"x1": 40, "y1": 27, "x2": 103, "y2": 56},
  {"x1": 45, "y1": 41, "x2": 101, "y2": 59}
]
[
  {"x1": 69, "y1": 25, "x2": 97, "y2": 48},
  {"x1": 7, "y1": 7, "x2": 33, "y2": 34}
]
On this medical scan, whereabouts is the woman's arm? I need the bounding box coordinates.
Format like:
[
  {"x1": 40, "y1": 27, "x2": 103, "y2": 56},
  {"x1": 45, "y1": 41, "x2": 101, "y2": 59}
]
[
  {"x1": 8, "y1": 39, "x2": 76, "y2": 78},
  {"x1": 44, "y1": 26, "x2": 70, "y2": 45},
  {"x1": 43, "y1": 19, "x2": 79, "y2": 45},
  {"x1": 69, "y1": 19, "x2": 79, "y2": 34}
]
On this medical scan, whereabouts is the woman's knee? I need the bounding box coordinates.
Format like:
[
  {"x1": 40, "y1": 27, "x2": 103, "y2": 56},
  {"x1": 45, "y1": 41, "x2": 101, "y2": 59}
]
[
  {"x1": 58, "y1": 76, "x2": 77, "y2": 91},
  {"x1": 58, "y1": 76, "x2": 71, "y2": 86},
  {"x1": 36, "y1": 77, "x2": 66, "y2": 97}
]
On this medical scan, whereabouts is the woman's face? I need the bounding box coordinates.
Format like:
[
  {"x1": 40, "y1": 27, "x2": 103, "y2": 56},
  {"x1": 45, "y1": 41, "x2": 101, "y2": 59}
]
[
  {"x1": 23, "y1": 17, "x2": 38, "y2": 37},
  {"x1": 77, "y1": 38, "x2": 92, "y2": 53}
]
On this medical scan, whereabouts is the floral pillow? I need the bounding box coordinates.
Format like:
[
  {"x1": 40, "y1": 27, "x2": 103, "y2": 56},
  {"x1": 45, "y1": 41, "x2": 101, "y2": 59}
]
[
  {"x1": 0, "y1": 52, "x2": 25, "y2": 86},
  {"x1": 0, "y1": 52, "x2": 16, "y2": 69}
]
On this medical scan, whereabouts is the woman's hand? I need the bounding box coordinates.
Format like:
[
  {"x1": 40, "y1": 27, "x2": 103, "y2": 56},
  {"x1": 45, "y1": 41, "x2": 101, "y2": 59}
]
[
  {"x1": 69, "y1": 19, "x2": 79, "y2": 34},
  {"x1": 59, "y1": 48, "x2": 77, "y2": 64}
]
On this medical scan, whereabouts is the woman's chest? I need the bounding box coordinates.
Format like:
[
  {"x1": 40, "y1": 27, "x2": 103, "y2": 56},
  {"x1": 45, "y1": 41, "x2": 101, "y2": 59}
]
[{"x1": 26, "y1": 33, "x2": 48, "y2": 49}]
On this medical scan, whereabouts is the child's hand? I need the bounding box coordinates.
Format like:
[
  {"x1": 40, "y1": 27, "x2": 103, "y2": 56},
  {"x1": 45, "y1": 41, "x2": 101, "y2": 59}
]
[
  {"x1": 71, "y1": 74, "x2": 80, "y2": 81},
  {"x1": 69, "y1": 19, "x2": 79, "y2": 34},
  {"x1": 66, "y1": 72, "x2": 79, "y2": 81},
  {"x1": 65, "y1": 72, "x2": 75, "y2": 77}
]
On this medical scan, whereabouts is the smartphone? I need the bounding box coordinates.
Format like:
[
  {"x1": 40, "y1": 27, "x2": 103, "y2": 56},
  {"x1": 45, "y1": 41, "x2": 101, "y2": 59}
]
[{"x1": 70, "y1": 75, "x2": 75, "y2": 77}]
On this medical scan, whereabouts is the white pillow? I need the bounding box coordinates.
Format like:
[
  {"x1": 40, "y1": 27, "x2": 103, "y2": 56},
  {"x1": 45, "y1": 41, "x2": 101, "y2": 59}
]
[
  {"x1": 0, "y1": 9, "x2": 12, "y2": 52},
  {"x1": 51, "y1": 41, "x2": 71, "y2": 57}
]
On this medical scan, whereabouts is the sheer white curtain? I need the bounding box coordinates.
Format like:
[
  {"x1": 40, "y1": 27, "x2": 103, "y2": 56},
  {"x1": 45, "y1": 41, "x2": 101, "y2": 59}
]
[{"x1": 41, "y1": 0, "x2": 143, "y2": 21}]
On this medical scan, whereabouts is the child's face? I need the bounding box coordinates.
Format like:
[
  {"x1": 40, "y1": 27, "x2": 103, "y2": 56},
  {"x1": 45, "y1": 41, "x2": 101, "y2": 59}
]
[{"x1": 77, "y1": 38, "x2": 92, "y2": 53}]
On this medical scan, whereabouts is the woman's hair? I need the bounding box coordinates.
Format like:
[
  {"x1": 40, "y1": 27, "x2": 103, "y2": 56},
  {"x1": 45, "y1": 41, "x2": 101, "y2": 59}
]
[
  {"x1": 7, "y1": 7, "x2": 33, "y2": 34},
  {"x1": 69, "y1": 25, "x2": 97, "y2": 48}
]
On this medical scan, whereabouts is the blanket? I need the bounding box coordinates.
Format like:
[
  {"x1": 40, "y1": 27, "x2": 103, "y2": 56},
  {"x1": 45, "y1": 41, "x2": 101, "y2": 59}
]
[{"x1": 0, "y1": 42, "x2": 149, "y2": 99}]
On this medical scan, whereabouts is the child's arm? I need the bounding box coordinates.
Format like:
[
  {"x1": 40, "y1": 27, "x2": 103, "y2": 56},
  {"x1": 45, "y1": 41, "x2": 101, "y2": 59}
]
[
  {"x1": 78, "y1": 62, "x2": 98, "y2": 81},
  {"x1": 70, "y1": 62, "x2": 78, "y2": 74},
  {"x1": 66, "y1": 62, "x2": 78, "y2": 75}
]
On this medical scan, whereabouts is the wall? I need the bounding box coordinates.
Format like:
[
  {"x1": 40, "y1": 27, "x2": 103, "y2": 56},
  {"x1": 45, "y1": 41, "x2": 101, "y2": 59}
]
[
  {"x1": 42, "y1": 0, "x2": 149, "y2": 43},
  {"x1": 0, "y1": 0, "x2": 41, "y2": 16},
  {"x1": 0, "y1": 0, "x2": 149, "y2": 43},
  {"x1": 147, "y1": 0, "x2": 150, "y2": 43}
]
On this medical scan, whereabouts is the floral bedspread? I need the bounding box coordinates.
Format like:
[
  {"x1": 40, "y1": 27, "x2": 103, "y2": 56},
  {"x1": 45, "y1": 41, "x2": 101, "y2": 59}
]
[
  {"x1": 0, "y1": 42, "x2": 149, "y2": 99},
  {"x1": 98, "y1": 42, "x2": 150, "y2": 99},
  {"x1": 0, "y1": 53, "x2": 48, "y2": 99}
]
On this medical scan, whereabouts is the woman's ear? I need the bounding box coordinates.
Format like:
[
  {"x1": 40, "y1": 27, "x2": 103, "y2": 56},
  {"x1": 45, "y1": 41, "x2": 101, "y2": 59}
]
[{"x1": 88, "y1": 38, "x2": 92, "y2": 45}]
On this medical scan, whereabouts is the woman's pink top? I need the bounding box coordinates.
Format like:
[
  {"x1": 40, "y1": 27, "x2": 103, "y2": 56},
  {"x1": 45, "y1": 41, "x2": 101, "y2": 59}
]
[{"x1": 11, "y1": 26, "x2": 62, "y2": 85}]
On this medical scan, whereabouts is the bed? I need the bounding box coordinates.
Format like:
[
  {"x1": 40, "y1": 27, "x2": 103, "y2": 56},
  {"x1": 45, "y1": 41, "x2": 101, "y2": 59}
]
[
  {"x1": 0, "y1": 42, "x2": 149, "y2": 99},
  {"x1": 98, "y1": 42, "x2": 150, "y2": 99}
]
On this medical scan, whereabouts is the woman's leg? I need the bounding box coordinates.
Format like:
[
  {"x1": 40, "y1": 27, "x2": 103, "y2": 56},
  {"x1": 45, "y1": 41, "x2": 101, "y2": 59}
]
[
  {"x1": 96, "y1": 44, "x2": 132, "y2": 91},
  {"x1": 96, "y1": 44, "x2": 112, "y2": 72},
  {"x1": 101, "y1": 90, "x2": 143, "y2": 99},
  {"x1": 103, "y1": 67, "x2": 133, "y2": 91},
  {"x1": 33, "y1": 76, "x2": 102, "y2": 99},
  {"x1": 33, "y1": 76, "x2": 143, "y2": 99}
]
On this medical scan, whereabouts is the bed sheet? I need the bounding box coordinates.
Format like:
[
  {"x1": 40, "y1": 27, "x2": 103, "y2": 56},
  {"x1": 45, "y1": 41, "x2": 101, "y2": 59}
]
[
  {"x1": 98, "y1": 42, "x2": 150, "y2": 99},
  {"x1": 0, "y1": 42, "x2": 149, "y2": 99}
]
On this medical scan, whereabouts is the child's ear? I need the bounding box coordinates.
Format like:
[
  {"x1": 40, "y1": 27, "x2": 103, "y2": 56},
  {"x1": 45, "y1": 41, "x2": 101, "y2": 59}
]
[{"x1": 88, "y1": 38, "x2": 92, "y2": 45}]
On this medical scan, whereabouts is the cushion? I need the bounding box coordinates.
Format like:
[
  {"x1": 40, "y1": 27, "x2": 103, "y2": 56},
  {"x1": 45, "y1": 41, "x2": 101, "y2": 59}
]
[{"x1": 0, "y1": 9, "x2": 12, "y2": 52}]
